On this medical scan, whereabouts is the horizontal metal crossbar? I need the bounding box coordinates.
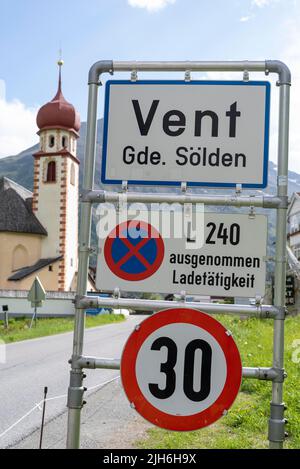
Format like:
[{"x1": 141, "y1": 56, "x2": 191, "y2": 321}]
[
  {"x1": 77, "y1": 357, "x2": 120, "y2": 370},
  {"x1": 242, "y1": 367, "x2": 285, "y2": 382},
  {"x1": 74, "y1": 356, "x2": 284, "y2": 382},
  {"x1": 81, "y1": 190, "x2": 286, "y2": 209},
  {"x1": 76, "y1": 296, "x2": 284, "y2": 319},
  {"x1": 113, "y1": 60, "x2": 267, "y2": 73},
  {"x1": 88, "y1": 60, "x2": 291, "y2": 85}
]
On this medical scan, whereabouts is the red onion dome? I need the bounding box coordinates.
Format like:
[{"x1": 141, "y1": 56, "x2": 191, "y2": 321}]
[{"x1": 36, "y1": 64, "x2": 80, "y2": 134}]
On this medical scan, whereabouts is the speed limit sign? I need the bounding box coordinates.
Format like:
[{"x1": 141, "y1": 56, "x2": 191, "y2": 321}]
[{"x1": 121, "y1": 308, "x2": 242, "y2": 431}]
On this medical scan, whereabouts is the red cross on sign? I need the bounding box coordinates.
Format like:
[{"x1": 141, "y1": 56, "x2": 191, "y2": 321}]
[{"x1": 104, "y1": 220, "x2": 165, "y2": 281}]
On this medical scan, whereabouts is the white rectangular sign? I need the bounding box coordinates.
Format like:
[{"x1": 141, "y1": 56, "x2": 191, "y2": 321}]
[
  {"x1": 96, "y1": 210, "x2": 268, "y2": 298},
  {"x1": 101, "y1": 80, "x2": 270, "y2": 188}
]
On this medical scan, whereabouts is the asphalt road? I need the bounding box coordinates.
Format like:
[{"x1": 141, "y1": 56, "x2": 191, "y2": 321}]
[{"x1": 0, "y1": 315, "x2": 146, "y2": 449}]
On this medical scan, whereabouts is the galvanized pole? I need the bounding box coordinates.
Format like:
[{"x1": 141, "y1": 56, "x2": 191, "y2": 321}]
[
  {"x1": 268, "y1": 73, "x2": 291, "y2": 448},
  {"x1": 66, "y1": 83, "x2": 99, "y2": 449}
]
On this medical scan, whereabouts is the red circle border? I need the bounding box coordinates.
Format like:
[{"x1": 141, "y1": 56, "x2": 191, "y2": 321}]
[
  {"x1": 121, "y1": 308, "x2": 242, "y2": 432},
  {"x1": 104, "y1": 220, "x2": 165, "y2": 281}
]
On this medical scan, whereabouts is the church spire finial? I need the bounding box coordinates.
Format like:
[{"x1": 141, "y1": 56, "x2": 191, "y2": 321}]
[
  {"x1": 57, "y1": 49, "x2": 64, "y2": 93},
  {"x1": 37, "y1": 53, "x2": 80, "y2": 133}
]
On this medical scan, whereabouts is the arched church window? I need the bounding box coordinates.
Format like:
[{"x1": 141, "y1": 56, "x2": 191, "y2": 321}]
[
  {"x1": 49, "y1": 135, "x2": 55, "y2": 148},
  {"x1": 46, "y1": 161, "x2": 56, "y2": 182},
  {"x1": 12, "y1": 245, "x2": 28, "y2": 271},
  {"x1": 70, "y1": 163, "x2": 75, "y2": 186}
]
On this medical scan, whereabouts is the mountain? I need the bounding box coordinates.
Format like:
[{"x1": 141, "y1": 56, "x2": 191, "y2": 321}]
[
  {"x1": 0, "y1": 119, "x2": 299, "y2": 269},
  {"x1": 1, "y1": 118, "x2": 300, "y2": 195}
]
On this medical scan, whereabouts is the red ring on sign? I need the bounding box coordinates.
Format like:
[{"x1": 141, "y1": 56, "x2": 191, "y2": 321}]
[
  {"x1": 121, "y1": 308, "x2": 242, "y2": 432},
  {"x1": 104, "y1": 220, "x2": 164, "y2": 281}
]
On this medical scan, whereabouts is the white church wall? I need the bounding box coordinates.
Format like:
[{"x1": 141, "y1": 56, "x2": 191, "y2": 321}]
[
  {"x1": 0, "y1": 290, "x2": 130, "y2": 317},
  {"x1": 36, "y1": 155, "x2": 63, "y2": 259},
  {"x1": 64, "y1": 157, "x2": 79, "y2": 290},
  {"x1": 34, "y1": 126, "x2": 80, "y2": 291},
  {"x1": 0, "y1": 290, "x2": 75, "y2": 316}
]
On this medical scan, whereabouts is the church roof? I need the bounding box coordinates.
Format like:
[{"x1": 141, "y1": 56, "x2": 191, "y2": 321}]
[
  {"x1": 0, "y1": 177, "x2": 47, "y2": 235},
  {"x1": 8, "y1": 256, "x2": 62, "y2": 281},
  {"x1": 288, "y1": 191, "x2": 300, "y2": 217},
  {"x1": 36, "y1": 63, "x2": 80, "y2": 134}
]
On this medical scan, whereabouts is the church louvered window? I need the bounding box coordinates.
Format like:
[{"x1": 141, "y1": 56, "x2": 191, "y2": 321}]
[
  {"x1": 46, "y1": 161, "x2": 56, "y2": 182},
  {"x1": 49, "y1": 135, "x2": 55, "y2": 148}
]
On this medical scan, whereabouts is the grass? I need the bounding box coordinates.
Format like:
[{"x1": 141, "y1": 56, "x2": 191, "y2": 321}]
[
  {"x1": 137, "y1": 314, "x2": 300, "y2": 449},
  {"x1": 0, "y1": 313, "x2": 125, "y2": 344}
]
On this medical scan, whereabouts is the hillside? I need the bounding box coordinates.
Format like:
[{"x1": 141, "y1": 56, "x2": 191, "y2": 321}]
[{"x1": 2, "y1": 118, "x2": 300, "y2": 196}]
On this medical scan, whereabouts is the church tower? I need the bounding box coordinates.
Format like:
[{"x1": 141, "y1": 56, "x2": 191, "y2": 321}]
[{"x1": 33, "y1": 61, "x2": 80, "y2": 291}]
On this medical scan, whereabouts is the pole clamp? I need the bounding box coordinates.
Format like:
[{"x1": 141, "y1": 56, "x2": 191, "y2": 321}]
[
  {"x1": 122, "y1": 181, "x2": 128, "y2": 192},
  {"x1": 181, "y1": 182, "x2": 187, "y2": 193},
  {"x1": 271, "y1": 367, "x2": 286, "y2": 383},
  {"x1": 80, "y1": 189, "x2": 105, "y2": 203},
  {"x1": 277, "y1": 195, "x2": 289, "y2": 209},
  {"x1": 74, "y1": 295, "x2": 88, "y2": 309},
  {"x1": 248, "y1": 206, "x2": 255, "y2": 219},
  {"x1": 254, "y1": 367, "x2": 284, "y2": 381},
  {"x1": 71, "y1": 356, "x2": 86, "y2": 369},
  {"x1": 78, "y1": 245, "x2": 94, "y2": 254},
  {"x1": 278, "y1": 175, "x2": 288, "y2": 187},
  {"x1": 179, "y1": 291, "x2": 187, "y2": 302},
  {"x1": 276, "y1": 80, "x2": 291, "y2": 87},
  {"x1": 184, "y1": 71, "x2": 191, "y2": 82},
  {"x1": 113, "y1": 288, "x2": 121, "y2": 299},
  {"x1": 268, "y1": 402, "x2": 287, "y2": 443},
  {"x1": 67, "y1": 369, "x2": 85, "y2": 409},
  {"x1": 243, "y1": 70, "x2": 249, "y2": 81},
  {"x1": 273, "y1": 306, "x2": 286, "y2": 320},
  {"x1": 235, "y1": 184, "x2": 242, "y2": 195},
  {"x1": 80, "y1": 189, "x2": 92, "y2": 203},
  {"x1": 131, "y1": 70, "x2": 138, "y2": 82}
]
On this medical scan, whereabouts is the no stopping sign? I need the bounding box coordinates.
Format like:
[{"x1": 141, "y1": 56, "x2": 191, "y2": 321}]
[
  {"x1": 121, "y1": 308, "x2": 242, "y2": 431},
  {"x1": 104, "y1": 220, "x2": 164, "y2": 281}
]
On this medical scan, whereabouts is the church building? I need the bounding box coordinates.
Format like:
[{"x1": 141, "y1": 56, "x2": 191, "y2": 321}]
[{"x1": 0, "y1": 62, "x2": 93, "y2": 292}]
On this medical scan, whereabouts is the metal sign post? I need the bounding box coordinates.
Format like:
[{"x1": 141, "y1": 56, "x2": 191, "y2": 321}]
[
  {"x1": 27, "y1": 277, "x2": 46, "y2": 328},
  {"x1": 66, "y1": 60, "x2": 290, "y2": 450},
  {"x1": 270, "y1": 77, "x2": 290, "y2": 448}
]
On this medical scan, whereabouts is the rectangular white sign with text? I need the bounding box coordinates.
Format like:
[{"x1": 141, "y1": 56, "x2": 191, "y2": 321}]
[
  {"x1": 96, "y1": 209, "x2": 268, "y2": 298},
  {"x1": 101, "y1": 80, "x2": 270, "y2": 188}
]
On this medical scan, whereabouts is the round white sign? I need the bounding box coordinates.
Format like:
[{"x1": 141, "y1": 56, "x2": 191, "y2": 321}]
[{"x1": 121, "y1": 308, "x2": 242, "y2": 431}]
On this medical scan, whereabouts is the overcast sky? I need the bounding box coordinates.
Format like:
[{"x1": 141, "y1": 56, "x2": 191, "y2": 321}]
[{"x1": 0, "y1": 0, "x2": 299, "y2": 172}]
